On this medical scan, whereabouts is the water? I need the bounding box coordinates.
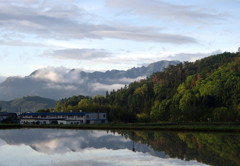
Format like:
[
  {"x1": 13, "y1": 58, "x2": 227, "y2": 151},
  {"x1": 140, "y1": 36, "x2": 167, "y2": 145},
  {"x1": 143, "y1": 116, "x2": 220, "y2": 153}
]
[{"x1": 0, "y1": 129, "x2": 239, "y2": 166}]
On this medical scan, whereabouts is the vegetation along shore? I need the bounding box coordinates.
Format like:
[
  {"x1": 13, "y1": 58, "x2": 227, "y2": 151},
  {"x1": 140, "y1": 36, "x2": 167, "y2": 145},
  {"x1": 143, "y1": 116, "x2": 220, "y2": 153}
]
[{"x1": 1, "y1": 122, "x2": 240, "y2": 132}]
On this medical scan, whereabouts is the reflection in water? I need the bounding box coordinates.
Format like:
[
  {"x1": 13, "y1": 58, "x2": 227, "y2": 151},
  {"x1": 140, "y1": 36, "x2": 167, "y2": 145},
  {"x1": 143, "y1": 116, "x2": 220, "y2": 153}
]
[
  {"x1": 132, "y1": 131, "x2": 135, "y2": 152},
  {"x1": 118, "y1": 131, "x2": 240, "y2": 166},
  {"x1": 0, "y1": 129, "x2": 237, "y2": 166}
]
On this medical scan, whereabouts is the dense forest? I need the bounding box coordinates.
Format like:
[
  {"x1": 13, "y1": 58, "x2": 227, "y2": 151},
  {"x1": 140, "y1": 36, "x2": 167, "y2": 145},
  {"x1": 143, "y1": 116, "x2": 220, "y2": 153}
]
[{"x1": 52, "y1": 51, "x2": 240, "y2": 122}]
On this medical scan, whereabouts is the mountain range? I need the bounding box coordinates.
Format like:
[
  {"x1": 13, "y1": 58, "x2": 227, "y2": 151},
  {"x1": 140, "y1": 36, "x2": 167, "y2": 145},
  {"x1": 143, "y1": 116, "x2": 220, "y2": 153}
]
[{"x1": 0, "y1": 60, "x2": 179, "y2": 101}]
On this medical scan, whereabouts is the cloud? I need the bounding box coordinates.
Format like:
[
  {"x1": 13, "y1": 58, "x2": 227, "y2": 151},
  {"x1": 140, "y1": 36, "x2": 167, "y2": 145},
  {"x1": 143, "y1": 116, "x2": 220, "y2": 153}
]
[
  {"x1": 30, "y1": 67, "x2": 85, "y2": 84},
  {"x1": 30, "y1": 66, "x2": 147, "y2": 95},
  {"x1": 31, "y1": 67, "x2": 66, "y2": 82},
  {"x1": 89, "y1": 78, "x2": 143, "y2": 93},
  {"x1": 108, "y1": 76, "x2": 146, "y2": 84},
  {"x1": 0, "y1": 39, "x2": 47, "y2": 47},
  {"x1": 95, "y1": 29, "x2": 196, "y2": 44},
  {"x1": 165, "y1": 50, "x2": 222, "y2": 62},
  {"x1": 44, "y1": 49, "x2": 111, "y2": 60},
  {"x1": 106, "y1": 0, "x2": 226, "y2": 24},
  {"x1": 90, "y1": 83, "x2": 125, "y2": 92},
  {"x1": 0, "y1": 0, "x2": 196, "y2": 44},
  {"x1": 45, "y1": 83, "x2": 78, "y2": 91},
  {"x1": 0, "y1": 75, "x2": 6, "y2": 83}
]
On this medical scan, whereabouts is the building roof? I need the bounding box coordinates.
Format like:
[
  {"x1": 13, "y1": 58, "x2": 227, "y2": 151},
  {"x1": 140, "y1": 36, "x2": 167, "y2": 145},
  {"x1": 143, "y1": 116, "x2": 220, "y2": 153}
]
[
  {"x1": 0, "y1": 112, "x2": 17, "y2": 116},
  {"x1": 21, "y1": 112, "x2": 86, "y2": 116}
]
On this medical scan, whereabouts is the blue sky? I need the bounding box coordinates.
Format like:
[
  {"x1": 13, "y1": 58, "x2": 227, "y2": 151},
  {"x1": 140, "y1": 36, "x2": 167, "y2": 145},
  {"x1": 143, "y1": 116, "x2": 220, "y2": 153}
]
[{"x1": 0, "y1": 0, "x2": 239, "y2": 77}]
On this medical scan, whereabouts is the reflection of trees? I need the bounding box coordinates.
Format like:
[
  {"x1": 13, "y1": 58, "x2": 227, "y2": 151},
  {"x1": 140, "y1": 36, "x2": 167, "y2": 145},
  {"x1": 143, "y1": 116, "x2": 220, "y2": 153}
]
[{"x1": 116, "y1": 131, "x2": 240, "y2": 166}]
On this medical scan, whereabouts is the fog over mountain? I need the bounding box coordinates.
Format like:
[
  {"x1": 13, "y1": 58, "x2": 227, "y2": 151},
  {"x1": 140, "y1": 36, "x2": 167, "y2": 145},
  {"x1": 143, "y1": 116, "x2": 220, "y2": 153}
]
[
  {"x1": 0, "y1": 76, "x2": 6, "y2": 83},
  {"x1": 0, "y1": 60, "x2": 179, "y2": 100}
]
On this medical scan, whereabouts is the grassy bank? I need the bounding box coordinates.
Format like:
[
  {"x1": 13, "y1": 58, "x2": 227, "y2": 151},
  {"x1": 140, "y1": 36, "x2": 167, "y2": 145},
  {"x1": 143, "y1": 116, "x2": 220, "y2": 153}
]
[{"x1": 0, "y1": 122, "x2": 240, "y2": 132}]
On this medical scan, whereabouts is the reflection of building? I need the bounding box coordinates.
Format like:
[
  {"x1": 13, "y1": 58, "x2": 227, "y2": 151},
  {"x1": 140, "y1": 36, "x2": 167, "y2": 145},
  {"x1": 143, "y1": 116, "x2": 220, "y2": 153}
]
[
  {"x1": 20, "y1": 112, "x2": 107, "y2": 125},
  {"x1": 0, "y1": 112, "x2": 18, "y2": 123}
]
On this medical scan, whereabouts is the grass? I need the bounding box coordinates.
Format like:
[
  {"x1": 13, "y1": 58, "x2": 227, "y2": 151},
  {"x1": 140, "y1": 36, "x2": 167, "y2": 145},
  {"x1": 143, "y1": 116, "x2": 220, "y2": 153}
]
[{"x1": 0, "y1": 122, "x2": 240, "y2": 132}]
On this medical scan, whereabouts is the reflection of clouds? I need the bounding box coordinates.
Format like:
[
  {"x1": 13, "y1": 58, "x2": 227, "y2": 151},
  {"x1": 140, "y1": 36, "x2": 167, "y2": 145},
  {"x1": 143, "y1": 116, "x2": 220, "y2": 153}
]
[
  {"x1": 31, "y1": 136, "x2": 88, "y2": 154},
  {"x1": 0, "y1": 145, "x2": 208, "y2": 166},
  {"x1": 0, "y1": 129, "x2": 133, "y2": 154},
  {"x1": 90, "y1": 130, "x2": 114, "y2": 138},
  {"x1": 0, "y1": 129, "x2": 208, "y2": 166},
  {"x1": 0, "y1": 139, "x2": 7, "y2": 146},
  {"x1": 32, "y1": 139, "x2": 60, "y2": 153}
]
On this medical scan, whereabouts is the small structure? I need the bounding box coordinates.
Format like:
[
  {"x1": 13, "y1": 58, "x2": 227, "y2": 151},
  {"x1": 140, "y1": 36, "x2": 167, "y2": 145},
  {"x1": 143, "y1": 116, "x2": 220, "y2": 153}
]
[
  {"x1": 0, "y1": 112, "x2": 18, "y2": 123},
  {"x1": 20, "y1": 112, "x2": 107, "y2": 125}
]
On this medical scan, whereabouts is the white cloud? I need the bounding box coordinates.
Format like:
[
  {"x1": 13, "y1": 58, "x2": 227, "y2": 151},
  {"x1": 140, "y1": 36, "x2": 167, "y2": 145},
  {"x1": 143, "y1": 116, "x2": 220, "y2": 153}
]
[
  {"x1": 44, "y1": 48, "x2": 111, "y2": 60},
  {"x1": 0, "y1": 0, "x2": 196, "y2": 44},
  {"x1": 45, "y1": 83, "x2": 78, "y2": 91},
  {"x1": 95, "y1": 30, "x2": 196, "y2": 44},
  {"x1": 115, "y1": 76, "x2": 146, "y2": 83},
  {"x1": 31, "y1": 67, "x2": 66, "y2": 82},
  {"x1": 90, "y1": 83, "x2": 125, "y2": 92},
  {"x1": 0, "y1": 75, "x2": 6, "y2": 83},
  {"x1": 30, "y1": 67, "x2": 87, "y2": 85},
  {"x1": 106, "y1": 0, "x2": 227, "y2": 24},
  {"x1": 89, "y1": 78, "x2": 145, "y2": 93},
  {"x1": 165, "y1": 50, "x2": 222, "y2": 62},
  {"x1": 0, "y1": 0, "x2": 238, "y2": 78},
  {"x1": 0, "y1": 39, "x2": 46, "y2": 47}
]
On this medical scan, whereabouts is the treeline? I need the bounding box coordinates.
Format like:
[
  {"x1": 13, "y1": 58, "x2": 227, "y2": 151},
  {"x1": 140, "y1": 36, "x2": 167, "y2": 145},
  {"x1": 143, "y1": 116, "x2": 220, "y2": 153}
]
[{"x1": 53, "y1": 51, "x2": 240, "y2": 122}]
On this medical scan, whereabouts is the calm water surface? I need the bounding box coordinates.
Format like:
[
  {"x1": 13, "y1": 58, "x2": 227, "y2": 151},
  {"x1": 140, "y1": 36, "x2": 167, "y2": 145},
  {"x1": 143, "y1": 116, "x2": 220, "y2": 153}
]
[{"x1": 0, "y1": 129, "x2": 239, "y2": 166}]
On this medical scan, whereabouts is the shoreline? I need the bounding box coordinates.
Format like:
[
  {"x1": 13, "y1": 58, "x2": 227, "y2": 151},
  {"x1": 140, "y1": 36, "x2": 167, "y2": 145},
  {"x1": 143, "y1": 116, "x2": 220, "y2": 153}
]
[{"x1": 0, "y1": 122, "x2": 240, "y2": 132}]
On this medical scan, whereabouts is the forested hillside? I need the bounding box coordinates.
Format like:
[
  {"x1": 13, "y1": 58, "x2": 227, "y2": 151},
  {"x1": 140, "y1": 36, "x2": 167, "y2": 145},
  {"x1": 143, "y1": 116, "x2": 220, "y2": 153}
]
[{"x1": 54, "y1": 52, "x2": 240, "y2": 122}]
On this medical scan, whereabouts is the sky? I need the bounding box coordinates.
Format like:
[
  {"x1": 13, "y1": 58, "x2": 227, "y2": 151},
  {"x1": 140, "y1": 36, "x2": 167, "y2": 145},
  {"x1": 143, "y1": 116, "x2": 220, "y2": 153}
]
[{"x1": 0, "y1": 0, "x2": 239, "y2": 77}]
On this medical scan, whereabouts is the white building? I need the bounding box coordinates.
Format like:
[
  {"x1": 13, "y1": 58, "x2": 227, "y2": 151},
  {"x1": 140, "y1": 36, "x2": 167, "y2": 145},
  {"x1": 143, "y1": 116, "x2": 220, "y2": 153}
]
[{"x1": 20, "y1": 112, "x2": 107, "y2": 125}]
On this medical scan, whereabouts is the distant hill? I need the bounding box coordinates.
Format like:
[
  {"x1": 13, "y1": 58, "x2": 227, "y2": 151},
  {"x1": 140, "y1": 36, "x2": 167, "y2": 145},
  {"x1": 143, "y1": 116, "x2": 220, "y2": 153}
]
[
  {"x1": 0, "y1": 96, "x2": 56, "y2": 113},
  {"x1": 0, "y1": 60, "x2": 179, "y2": 100}
]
